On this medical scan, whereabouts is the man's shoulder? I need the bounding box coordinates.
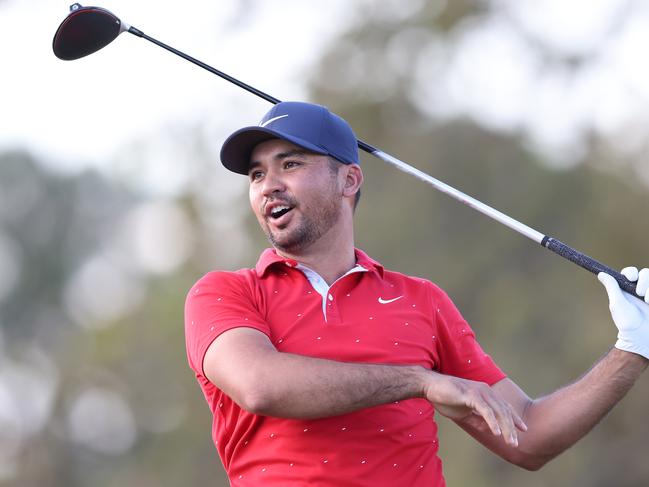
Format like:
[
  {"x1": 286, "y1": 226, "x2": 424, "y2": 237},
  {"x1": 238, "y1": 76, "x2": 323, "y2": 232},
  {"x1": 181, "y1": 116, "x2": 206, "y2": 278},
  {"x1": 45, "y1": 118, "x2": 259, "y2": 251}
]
[
  {"x1": 379, "y1": 267, "x2": 451, "y2": 301},
  {"x1": 356, "y1": 248, "x2": 448, "y2": 299},
  {"x1": 187, "y1": 267, "x2": 258, "y2": 297},
  {"x1": 380, "y1": 267, "x2": 438, "y2": 288}
]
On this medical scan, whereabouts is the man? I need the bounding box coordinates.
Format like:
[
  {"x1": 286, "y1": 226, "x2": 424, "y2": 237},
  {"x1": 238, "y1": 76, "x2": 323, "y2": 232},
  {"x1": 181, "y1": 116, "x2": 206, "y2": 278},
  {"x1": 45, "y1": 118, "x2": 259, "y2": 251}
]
[{"x1": 185, "y1": 101, "x2": 649, "y2": 486}]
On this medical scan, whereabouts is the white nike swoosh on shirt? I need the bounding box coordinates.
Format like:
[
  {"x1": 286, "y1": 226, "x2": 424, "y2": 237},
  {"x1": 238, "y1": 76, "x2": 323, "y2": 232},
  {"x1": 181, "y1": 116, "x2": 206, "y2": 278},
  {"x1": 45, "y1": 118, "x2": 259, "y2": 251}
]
[
  {"x1": 260, "y1": 114, "x2": 289, "y2": 127},
  {"x1": 378, "y1": 296, "x2": 403, "y2": 304}
]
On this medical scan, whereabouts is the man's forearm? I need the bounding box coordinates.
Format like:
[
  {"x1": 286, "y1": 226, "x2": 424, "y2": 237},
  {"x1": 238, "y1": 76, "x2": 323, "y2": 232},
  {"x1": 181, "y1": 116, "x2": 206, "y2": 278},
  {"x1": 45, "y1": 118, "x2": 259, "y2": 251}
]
[
  {"x1": 207, "y1": 328, "x2": 525, "y2": 439},
  {"x1": 244, "y1": 350, "x2": 426, "y2": 418},
  {"x1": 459, "y1": 348, "x2": 647, "y2": 469},
  {"x1": 522, "y1": 349, "x2": 647, "y2": 459}
]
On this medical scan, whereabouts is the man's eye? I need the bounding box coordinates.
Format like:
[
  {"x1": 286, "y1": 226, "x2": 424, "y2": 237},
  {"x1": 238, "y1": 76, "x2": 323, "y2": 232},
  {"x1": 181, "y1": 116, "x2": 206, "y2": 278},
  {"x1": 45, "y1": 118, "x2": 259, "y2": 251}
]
[
  {"x1": 285, "y1": 161, "x2": 300, "y2": 169},
  {"x1": 250, "y1": 171, "x2": 264, "y2": 181}
]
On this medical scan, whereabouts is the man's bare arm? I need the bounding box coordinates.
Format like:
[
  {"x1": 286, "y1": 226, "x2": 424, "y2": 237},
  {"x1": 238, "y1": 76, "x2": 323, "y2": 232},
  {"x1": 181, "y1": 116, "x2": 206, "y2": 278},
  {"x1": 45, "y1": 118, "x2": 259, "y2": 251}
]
[
  {"x1": 204, "y1": 327, "x2": 524, "y2": 446},
  {"x1": 204, "y1": 327, "x2": 423, "y2": 417},
  {"x1": 456, "y1": 348, "x2": 647, "y2": 470},
  {"x1": 455, "y1": 267, "x2": 649, "y2": 470}
]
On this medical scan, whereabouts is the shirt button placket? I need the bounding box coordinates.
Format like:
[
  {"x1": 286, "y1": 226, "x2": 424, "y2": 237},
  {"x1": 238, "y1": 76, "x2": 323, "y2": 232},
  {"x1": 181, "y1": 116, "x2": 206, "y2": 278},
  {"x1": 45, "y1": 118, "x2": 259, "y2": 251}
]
[{"x1": 326, "y1": 292, "x2": 341, "y2": 324}]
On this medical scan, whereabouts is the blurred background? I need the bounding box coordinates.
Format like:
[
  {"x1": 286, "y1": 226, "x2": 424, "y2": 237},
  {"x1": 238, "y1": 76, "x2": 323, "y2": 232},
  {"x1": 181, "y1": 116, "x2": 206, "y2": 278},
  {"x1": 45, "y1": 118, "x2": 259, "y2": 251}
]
[{"x1": 1, "y1": 0, "x2": 649, "y2": 485}]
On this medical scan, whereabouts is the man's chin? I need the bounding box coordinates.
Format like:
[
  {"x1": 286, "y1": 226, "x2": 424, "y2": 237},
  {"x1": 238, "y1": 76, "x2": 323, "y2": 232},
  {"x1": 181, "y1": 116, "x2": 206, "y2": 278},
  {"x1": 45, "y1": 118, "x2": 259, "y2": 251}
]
[
  {"x1": 267, "y1": 229, "x2": 309, "y2": 254},
  {"x1": 268, "y1": 236, "x2": 300, "y2": 253}
]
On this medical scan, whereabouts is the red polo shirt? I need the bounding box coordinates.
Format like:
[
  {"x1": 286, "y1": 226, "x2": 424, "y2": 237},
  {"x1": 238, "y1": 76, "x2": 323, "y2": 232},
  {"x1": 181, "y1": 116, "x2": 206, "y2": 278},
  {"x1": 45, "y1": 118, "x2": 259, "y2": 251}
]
[{"x1": 185, "y1": 248, "x2": 505, "y2": 486}]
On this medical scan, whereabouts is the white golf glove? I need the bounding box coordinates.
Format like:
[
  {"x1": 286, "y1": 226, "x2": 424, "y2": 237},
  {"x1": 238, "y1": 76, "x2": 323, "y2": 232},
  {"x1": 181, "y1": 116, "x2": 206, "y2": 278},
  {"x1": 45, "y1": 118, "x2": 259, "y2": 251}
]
[{"x1": 598, "y1": 267, "x2": 649, "y2": 360}]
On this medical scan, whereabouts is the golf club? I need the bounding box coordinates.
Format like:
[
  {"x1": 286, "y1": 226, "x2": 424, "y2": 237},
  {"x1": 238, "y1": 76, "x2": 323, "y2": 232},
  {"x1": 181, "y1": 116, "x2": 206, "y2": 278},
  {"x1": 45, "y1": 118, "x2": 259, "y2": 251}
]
[{"x1": 53, "y1": 3, "x2": 642, "y2": 299}]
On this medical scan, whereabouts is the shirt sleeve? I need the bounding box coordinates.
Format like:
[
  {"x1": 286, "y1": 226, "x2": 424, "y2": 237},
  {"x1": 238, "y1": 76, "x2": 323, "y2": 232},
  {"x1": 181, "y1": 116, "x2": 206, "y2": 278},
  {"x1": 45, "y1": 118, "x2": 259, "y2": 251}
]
[
  {"x1": 433, "y1": 286, "x2": 506, "y2": 386},
  {"x1": 184, "y1": 270, "x2": 271, "y2": 377}
]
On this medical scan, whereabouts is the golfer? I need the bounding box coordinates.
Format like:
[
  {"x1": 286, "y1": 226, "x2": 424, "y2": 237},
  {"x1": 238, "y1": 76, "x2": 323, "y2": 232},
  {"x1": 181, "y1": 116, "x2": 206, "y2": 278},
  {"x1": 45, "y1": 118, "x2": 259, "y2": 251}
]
[{"x1": 185, "y1": 101, "x2": 649, "y2": 486}]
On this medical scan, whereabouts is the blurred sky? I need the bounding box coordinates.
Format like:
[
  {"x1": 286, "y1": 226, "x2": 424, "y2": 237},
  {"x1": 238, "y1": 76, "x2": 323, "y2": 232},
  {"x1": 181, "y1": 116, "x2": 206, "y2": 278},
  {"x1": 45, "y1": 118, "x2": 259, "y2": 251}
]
[
  {"x1": 0, "y1": 0, "x2": 352, "y2": 175},
  {"x1": 2, "y1": 0, "x2": 649, "y2": 187}
]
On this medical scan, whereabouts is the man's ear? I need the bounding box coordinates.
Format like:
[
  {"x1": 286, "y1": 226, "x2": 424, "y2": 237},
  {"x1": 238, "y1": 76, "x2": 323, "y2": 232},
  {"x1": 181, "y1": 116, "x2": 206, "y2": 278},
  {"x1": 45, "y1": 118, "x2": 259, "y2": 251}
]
[{"x1": 342, "y1": 164, "x2": 363, "y2": 198}]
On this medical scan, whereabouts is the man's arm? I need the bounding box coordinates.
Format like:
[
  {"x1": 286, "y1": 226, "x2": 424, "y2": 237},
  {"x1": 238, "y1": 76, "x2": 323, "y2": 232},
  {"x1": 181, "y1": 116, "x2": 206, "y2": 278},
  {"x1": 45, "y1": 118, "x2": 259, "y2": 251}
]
[
  {"x1": 456, "y1": 350, "x2": 646, "y2": 470},
  {"x1": 204, "y1": 327, "x2": 422, "y2": 418},
  {"x1": 452, "y1": 266, "x2": 649, "y2": 470},
  {"x1": 204, "y1": 327, "x2": 525, "y2": 445}
]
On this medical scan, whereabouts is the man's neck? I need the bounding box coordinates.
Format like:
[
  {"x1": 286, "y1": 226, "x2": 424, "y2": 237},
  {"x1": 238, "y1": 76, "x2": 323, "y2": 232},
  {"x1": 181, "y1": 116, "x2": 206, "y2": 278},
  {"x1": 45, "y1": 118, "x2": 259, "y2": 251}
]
[{"x1": 276, "y1": 238, "x2": 356, "y2": 286}]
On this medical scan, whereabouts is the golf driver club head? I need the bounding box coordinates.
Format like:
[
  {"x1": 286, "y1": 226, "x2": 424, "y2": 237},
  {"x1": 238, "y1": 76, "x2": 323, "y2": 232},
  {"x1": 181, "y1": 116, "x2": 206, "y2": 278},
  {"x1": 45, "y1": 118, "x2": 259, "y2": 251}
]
[{"x1": 53, "y1": 3, "x2": 129, "y2": 60}]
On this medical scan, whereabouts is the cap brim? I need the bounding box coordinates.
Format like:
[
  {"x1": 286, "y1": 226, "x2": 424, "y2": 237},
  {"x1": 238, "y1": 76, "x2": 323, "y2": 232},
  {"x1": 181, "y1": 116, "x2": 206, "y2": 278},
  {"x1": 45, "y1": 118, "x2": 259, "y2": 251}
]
[{"x1": 220, "y1": 126, "x2": 328, "y2": 175}]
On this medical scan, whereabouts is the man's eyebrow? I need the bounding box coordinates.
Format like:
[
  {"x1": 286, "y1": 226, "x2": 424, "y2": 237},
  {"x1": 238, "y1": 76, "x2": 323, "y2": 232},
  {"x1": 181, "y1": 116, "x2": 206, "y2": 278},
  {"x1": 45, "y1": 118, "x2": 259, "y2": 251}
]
[
  {"x1": 248, "y1": 149, "x2": 311, "y2": 172},
  {"x1": 274, "y1": 149, "x2": 310, "y2": 160}
]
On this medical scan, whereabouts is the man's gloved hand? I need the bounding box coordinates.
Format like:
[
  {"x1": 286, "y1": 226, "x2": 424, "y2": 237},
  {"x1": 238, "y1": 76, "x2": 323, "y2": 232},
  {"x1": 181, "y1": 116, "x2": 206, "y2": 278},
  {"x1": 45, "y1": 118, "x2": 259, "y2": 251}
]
[{"x1": 598, "y1": 267, "x2": 649, "y2": 360}]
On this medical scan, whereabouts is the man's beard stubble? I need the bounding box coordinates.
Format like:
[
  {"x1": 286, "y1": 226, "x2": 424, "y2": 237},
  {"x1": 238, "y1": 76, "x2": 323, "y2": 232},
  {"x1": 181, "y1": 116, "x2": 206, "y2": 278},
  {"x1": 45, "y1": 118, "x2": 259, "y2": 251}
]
[{"x1": 264, "y1": 195, "x2": 342, "y2": 254}]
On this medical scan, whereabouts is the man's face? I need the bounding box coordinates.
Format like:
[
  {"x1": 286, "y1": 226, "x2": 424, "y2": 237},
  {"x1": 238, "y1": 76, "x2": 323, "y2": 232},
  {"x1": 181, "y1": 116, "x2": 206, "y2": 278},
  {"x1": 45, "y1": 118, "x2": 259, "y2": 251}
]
[{"x1": 248, "y1": 139, "x2": 343, "y2": 254}]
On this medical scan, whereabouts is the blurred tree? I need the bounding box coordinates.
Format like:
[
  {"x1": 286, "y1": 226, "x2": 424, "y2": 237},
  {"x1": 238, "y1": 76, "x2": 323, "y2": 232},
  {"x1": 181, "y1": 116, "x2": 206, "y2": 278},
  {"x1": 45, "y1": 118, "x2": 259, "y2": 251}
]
[
  {"x1": 0, "y1": 152, "x2": 134, "y2": 343},
  {"x1": 0, "y1": 151, "x2": 231, "y2": 486}
]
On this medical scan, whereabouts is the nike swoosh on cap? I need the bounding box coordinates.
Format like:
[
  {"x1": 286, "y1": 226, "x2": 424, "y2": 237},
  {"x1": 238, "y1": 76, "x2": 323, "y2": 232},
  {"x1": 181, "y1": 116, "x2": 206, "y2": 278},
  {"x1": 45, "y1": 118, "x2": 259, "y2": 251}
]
[
  {"x1": 378, "y1": 296, "x2": 403, "y2": 304},
  {"x1": 260, "y1": 114, "x2": 289, "y2": 127}
]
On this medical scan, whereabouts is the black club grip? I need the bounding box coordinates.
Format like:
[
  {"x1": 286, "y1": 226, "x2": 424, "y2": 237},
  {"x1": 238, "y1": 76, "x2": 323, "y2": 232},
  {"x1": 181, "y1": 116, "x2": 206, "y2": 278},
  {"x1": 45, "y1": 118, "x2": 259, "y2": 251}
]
[{"x1": 542, "y1": 236, "x2": 642, "y2": 300}]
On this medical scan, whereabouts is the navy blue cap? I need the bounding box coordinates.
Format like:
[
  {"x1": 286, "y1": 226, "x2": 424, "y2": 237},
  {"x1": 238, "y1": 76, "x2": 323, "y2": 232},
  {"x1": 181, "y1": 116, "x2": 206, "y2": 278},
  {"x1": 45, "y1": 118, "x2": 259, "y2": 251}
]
[{"x1": 220, "y1": 101, "x2": 360, "y2": 174}]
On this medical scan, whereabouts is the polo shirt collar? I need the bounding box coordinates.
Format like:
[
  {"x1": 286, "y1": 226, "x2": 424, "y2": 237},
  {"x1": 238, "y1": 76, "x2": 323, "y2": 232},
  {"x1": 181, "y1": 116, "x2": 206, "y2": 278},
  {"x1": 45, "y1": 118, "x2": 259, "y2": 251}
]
[{"x1": 255, "y1": 247, "x2": 384, "y2": 278}]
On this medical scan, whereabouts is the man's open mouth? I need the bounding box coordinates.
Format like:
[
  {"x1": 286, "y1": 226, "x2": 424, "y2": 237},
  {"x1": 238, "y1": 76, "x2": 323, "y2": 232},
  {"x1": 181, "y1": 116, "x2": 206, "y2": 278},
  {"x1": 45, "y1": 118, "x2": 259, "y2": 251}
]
[{"x1": 269, "y1": 205, "x2": 292, "y2": 220}]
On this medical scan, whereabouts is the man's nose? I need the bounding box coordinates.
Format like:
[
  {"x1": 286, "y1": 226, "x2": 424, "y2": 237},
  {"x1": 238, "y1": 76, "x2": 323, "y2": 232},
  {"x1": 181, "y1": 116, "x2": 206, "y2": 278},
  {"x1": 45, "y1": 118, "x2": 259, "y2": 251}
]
[{"x1": 261, "y1": 169, "x2": 286, "y2": 197}]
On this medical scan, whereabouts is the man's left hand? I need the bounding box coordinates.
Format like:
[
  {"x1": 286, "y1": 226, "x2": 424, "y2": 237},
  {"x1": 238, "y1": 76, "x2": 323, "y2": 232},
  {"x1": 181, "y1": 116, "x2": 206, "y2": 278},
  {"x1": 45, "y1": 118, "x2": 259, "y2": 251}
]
[{"x1": 598, "y1": 267, "x2": 649, "y2": 360}]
